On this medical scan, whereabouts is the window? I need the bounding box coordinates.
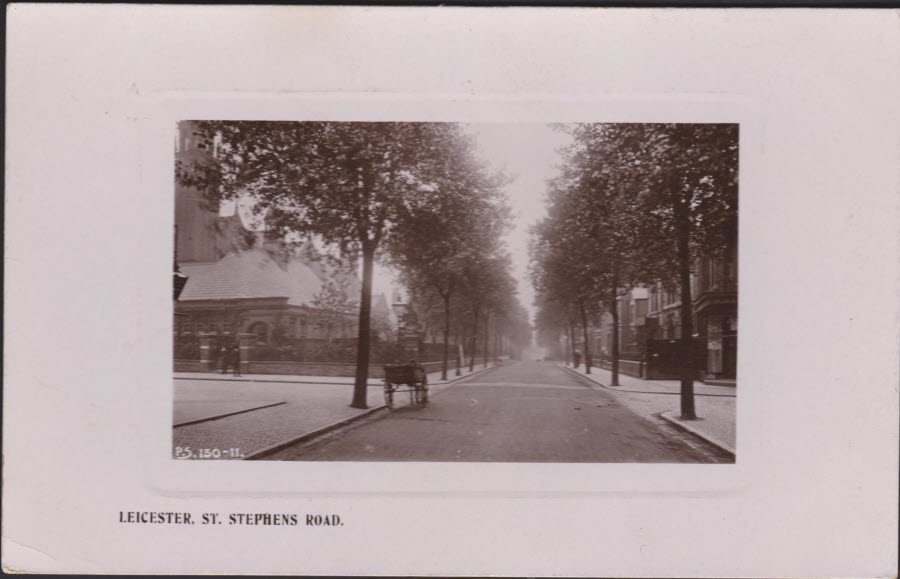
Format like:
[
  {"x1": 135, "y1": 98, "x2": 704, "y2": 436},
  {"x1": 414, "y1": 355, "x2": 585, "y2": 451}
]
[{"x1": 248, "y1": 322, "x2": 268, "y2": 344}]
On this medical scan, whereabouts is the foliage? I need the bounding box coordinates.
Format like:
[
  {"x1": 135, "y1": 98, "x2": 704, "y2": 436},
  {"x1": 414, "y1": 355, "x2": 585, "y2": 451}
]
[
  {"x1": 310, "y1": 279, "x2": 359, "y2": 315},
  {"x1": 386, "y1": 126, "x2": 517, "y2": 377},
  {"x1": 177, "y1": 121, "x2": 497, "y2": 407},
  {"x1": 530, "y1": 123, "x2": 738, "y2": 415}
]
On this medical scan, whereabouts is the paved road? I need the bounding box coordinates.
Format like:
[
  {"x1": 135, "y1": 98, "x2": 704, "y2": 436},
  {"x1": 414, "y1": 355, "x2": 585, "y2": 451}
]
[{"x1": 268, "y1": 361, "x2": 723, "y2": 462}]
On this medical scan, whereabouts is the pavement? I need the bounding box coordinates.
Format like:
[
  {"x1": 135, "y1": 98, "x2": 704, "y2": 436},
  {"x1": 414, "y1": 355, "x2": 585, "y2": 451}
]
[
  {"x1": 172, "y1": 360, "x2": 736, "y2": 460},
  {"x1": 174, "y1": 372, "x2": 385, "y2": 385},
  {"x1": 172, "y1": 364, "x2": 498, "y2": 460},
  {"x1": 559, "y1": 363, "x2": 736, "y2": 455},
  {"x1": 267, "y1": 361, "x2": 723, "y2": 463}
]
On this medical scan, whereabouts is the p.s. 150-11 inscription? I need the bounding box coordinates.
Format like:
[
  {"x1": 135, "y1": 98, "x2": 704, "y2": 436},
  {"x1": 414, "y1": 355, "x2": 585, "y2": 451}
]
[{"x1": 175, "y1": 446, "x2": 243, "y2": 460}]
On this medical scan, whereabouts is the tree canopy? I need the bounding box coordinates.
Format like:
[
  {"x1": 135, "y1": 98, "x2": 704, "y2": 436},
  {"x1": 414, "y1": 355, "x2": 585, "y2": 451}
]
[
  {"x1": 530, "y1": 123, "x2": 738, "y2": 416},
  {"x1": 178, "y1": 121, "x2": 534, "y2": 406},
  {"x1": 178, "y1": 121, "x2": 520, "y2": 407}
]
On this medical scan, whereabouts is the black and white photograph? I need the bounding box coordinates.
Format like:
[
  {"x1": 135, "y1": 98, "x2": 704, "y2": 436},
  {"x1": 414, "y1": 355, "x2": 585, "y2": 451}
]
[
  {"x1": 172, "y1": 121, "x2": 738, "y2": 463},
  {"x1": 5, "y1": 6, "x2": 898, "y2": 577}
]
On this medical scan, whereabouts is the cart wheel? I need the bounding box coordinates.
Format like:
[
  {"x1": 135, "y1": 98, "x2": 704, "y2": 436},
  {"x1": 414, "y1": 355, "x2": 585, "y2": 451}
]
[{"x1": 384, "y1": 385, "x2": 394, "y2": 409}]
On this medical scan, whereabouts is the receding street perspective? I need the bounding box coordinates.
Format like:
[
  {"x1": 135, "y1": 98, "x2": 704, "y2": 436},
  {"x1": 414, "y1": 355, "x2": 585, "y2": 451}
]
[{"x1": 173, "y1": 121, "x2": 738, "y2": 463}]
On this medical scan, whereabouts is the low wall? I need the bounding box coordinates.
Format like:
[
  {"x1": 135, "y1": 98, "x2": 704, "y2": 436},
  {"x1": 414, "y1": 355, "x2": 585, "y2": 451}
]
[
  {"x1": 594, "y1": 359, "x2": 645, "y2": 379},
  {"x1": 594, "y1": 359, "x2": 709, "y2": 381},
  {"x1": 175, "y1": 360, "x2": 211, "y2": 373},
  {"x1": 174, "y1": 358, "x2": 489, "y2": 378}
]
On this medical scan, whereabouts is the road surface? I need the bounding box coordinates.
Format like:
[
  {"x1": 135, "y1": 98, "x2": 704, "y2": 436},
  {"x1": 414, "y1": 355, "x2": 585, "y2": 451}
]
[{"x1": 268, "y1": 360, "x2": 727, "y2": 462}]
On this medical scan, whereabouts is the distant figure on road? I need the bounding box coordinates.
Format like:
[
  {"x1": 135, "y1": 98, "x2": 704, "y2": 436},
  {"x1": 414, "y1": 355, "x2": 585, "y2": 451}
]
[
  {"x1": 232, "y1": 345, "x2": 241, "y2": 377},
  {"x1": 573, "y1": 350, "x2": 582, "y2": 369}
]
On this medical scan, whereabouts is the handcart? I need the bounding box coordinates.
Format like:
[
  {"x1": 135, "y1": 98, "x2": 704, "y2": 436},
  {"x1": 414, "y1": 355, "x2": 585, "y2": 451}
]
[{"x1": 382, "y1": 362, "x2": 429, "y2": 410}]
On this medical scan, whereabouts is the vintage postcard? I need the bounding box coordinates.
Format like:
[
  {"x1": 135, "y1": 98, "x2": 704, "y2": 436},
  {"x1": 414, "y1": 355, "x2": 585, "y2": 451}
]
[{"x1": 4, "y1": 5, "x2": 898, "y2": 576}]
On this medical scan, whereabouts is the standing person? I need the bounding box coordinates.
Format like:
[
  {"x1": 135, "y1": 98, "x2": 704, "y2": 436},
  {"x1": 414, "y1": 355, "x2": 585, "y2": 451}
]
[
  {"x1": 231, "y1": 343, "x2": 241, "y2": 377},
  {"x1": 218, "y1": 344, "x2": 229, "y2": 374},
  {"x1": 573, "y1": 349, "x2": 582, "y2": 369},
  {"x1": 409, "y1": 359, "x2": 426, "y2": 383}
]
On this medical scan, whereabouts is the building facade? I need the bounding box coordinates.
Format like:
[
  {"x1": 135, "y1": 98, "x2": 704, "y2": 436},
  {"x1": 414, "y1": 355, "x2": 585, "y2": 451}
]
[
  {"x1": 644, "y1": 240, "x2": 738, "y2": 381},
  {"x1": 584, "y1": 239, "x2": 737, "y2": 382},
  {"x1": 173, "y1": 121, "x2": 394, "y2": 366}
]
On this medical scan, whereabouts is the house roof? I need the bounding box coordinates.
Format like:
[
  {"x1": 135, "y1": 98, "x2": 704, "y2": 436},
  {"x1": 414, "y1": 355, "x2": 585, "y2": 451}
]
[
  {"x1": 179, "y1": 248, "x2": 323, "y2": 306},
  {"x1": 372, "y1": 291, "x2": 398, "y2": 329}
]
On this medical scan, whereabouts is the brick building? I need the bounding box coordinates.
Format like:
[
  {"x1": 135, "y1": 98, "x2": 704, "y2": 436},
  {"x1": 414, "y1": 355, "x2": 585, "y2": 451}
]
[
  {"x1": 643, "y1": 239, "x2": 738, "y2": 381},
  {"x1": 173, "y1": 121, "x2": 394, "y2": 366},
  {"x1": 586, "y1": 240, "x2": 737, "y2": 382}
]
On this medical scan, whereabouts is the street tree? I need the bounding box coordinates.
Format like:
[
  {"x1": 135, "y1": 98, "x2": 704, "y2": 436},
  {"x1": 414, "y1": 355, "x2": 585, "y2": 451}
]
[
  {"x1": 458, "y1": 252, "x2": 515, "y2": 371},
  {"x1": 177, "y1": 121, "x2": 484, "y2": 408},
  {"x1": 630, "y1": 123, "x2": 738, "y2": 419},
  {"x1": 547, "y1": 123, "x2": 650, "y2": 386},
  {"x1": 551, "y1": 123, "x2": 738, "y2": 418},
  {"x1": 529, "y1": 197, "x2": 605, "y2": 374},
  {"x1": 387, "y1": 126, "x2": 511, "y2": 380}
]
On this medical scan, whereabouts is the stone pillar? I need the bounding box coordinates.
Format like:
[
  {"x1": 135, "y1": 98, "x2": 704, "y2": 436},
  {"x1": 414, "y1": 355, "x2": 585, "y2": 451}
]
[
  {"x1": 197, "y1": 332, "x2": 215, "y2": 370},
  {"x1": 400, "y1": 334, "x2": 419, "y2": 355},
  {"x1": 238, "y1": 332, "x2": 254, "y2": 374}
]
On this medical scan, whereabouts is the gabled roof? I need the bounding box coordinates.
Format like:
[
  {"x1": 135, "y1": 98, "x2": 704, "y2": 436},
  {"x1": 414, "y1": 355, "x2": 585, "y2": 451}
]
[
  {"x1": 179, "y1": 248, "x2": 322, "y2": 306},
  {"x1": 372, "y1": 291, "x2": 398, "y2": 329}
]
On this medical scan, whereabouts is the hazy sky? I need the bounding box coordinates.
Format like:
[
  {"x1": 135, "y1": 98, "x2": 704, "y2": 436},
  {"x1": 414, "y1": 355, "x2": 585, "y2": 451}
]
[
  {"x1": 374, "y1": 123, "x2": 572, "y2": 319},
  {"x1": 224, "y1": 123, "x2": 573, "y2": 321},
  {"x1": 465, "y1": 123, "x2": 573, "y2": 318}
]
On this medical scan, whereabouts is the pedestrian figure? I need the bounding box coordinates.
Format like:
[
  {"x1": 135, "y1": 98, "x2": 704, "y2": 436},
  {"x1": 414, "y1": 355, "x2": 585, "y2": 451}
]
[
  {"x1": 219, "y1": 344, "x2": 229, "y2": 374},
  {"x1": 232, "y1": 344, "x2": 241, "y2": 377},
  {"x1": 573, "y1": 350, "x2": 582, "y2": 369}
]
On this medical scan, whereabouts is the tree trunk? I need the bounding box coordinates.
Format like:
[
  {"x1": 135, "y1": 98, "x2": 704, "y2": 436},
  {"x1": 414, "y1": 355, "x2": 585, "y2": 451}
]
[
  {"x1": 579, "y1": 299, "x2": 592, "y2": 374},
  {"x1": 470, "y1": 306, "x2": 480, "y2": 372},
  {"x1": 455, "y1": 328, "x2": 462, "y2": 376},
  {"x1": 351, "y1": 245, "x2": 375, "y2": 409},
  {"x1": 481, "y1": 311, "x2": 491, "y2": 368},
  {"x1": 568, "y1": 323, "x2": 576, "y2": 366},
  {"x1": 441, "y1": 293, "x2": 451, "y2": 381},
  {"x1": 610, "y1": 298, "x2": 620, "y2": 386},
  {"x1": 675, "y1": 197, "x2": 697, "y2": 419}
]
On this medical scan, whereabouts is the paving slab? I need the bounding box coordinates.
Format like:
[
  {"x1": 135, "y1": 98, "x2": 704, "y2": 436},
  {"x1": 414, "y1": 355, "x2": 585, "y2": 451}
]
[
  {"x1": 173, "y1": 367, "x2": 485, "y2": 386},
  {"x1": 174, "y1": 400, "x2": 286, "y2": 427},
  {"x1": 560, "y1": 363, "x2": 737, "y2": 452},
  {"x1": 562, "y1": 363, "x2": 736, "y2": 397},
  {"x1": 661, "y1": 409, "x2": 735, "y2": 455},
  {"x1": 171, "y1": 365, "x2": 496, "y2": 460}
]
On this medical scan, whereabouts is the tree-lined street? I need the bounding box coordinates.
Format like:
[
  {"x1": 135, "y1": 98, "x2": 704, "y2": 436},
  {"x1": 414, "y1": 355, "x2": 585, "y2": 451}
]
[
  {"x1": 266, "y1": 361, "x2": 729, "y2": 462},
  {"x1": 175, "y1": 121, "x2": 738, "y2": 463},
  {"x1": 178, "y1": 122, "x2": 532, "y2": 408},
  {"x1": 531, "y1": 124, "x2": 738, "y2": 419}
]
